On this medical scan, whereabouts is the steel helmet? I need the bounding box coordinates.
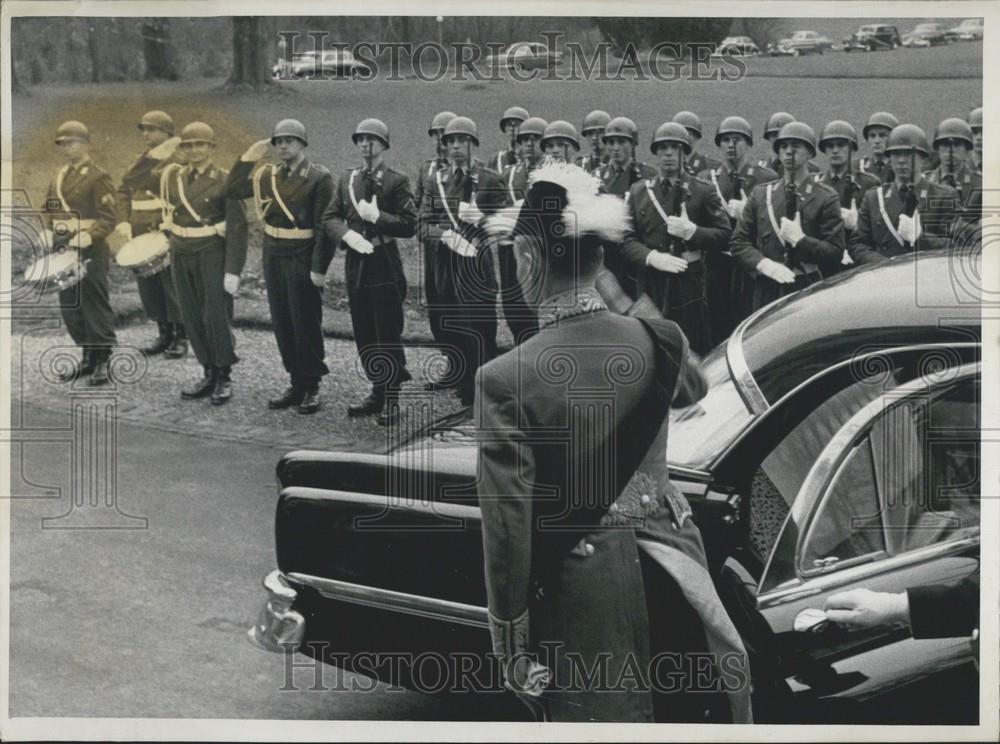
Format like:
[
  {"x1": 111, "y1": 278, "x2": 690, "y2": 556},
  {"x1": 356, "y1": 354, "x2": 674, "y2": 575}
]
[
  {"x1": 602, "y1": 116, "x2": 639, "y2": 144},
  {"x1": 672, "y1": 111, "x2": 703, "y2": 140},
  {"x1": 772, "y1": 121, "x2": 817, "y2": 156},
  {"x1": 650, "y1": 122, "x2": 692, "y2": 155},
  {"x1": 442, "y1": 116, "x2": 479, "y2": 146},
  {"x1": 932, "y1": 118, "x2": 973, "y2": 150},
  {"x1": 179, "y1": 122, "x2": 216, "y2": 146},
  {"x1": 516, "y1": 116, "x2": 548, "y2": 140},
  {"x1": 352, "y1": 118, "x2": 390, "y2": 149},
  {"x1": 818, "y1": 120, "x2": 859, "y2": 152},
  {"x1": 862, "y1": 111, "x2": 900, "y2": 140},
  {"x1": 499, "y1": 106, "x2": 530, "y2": 131},
  {"x1": 55, "y1": 120, "x2": 90, "y2": 144},
  {"x1": 714, "y1": 116, "x2": 753, "y2": 147},
  {"x1": 428, "y1": 110, "x2": 457, "y2": 136},
  {"x1": 271, "y1": 118, "x2": 308, "y2": 146},
  {"x1": 541, "y1": 120, "x2": 580, "y2": 150},
  {"x1": 138, "y1": 110, "x2": 174, "y2": 135},
  {"x1": 968, "y1": 107, "x2": 982, "y2": 133},
  {"x1": 581, "y1": 109, "x2": 612, "y2": 135},
  {"x1": 885, "y1": 124, "x2": 931, "y2": 156},
  {"x1": 764, "y1": 112, "x2": 795, "y2": 139}
]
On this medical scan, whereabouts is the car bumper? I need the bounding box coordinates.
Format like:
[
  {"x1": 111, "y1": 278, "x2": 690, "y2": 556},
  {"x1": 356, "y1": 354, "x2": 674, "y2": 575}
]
[{"x1": 248, "y1": 569, "x2": 306, "y2": 653}]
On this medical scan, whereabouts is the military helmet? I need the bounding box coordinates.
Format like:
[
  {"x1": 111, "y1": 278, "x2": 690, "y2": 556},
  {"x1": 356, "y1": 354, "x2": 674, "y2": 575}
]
[
  {"x1": 179, "y1": 122, "x2": 216, "y2": 146},
  {"x1": 714, "y1": 116, "x2": 753, "y2": 147},
  {"x1": 863, "y1": 111, "x2": 900, "y2": 140},
  {"x1": 138, "y1": 110, "x2": 174, "y2": 135},
  {"x1": 885, "y1": 124, "x2": 931, "y2": 156},
  {"x1": 581, "y1": 109, "x2": 612, "y2": 135},
  {"x1": 602, "y1": 116, "x2": 639, "y2": 145},
  {"x1": 818, "y1": 120, "x2": 859, "y2": 152},
  {"x1": 428, "y1": 110, "x2": 457, "y2": 136},
  {"x1": 967, "y1": 107, "x2": 983, "y2": 133},
  {"x1": 55, "y1": 120, "x2": 90, "y2": 144},
  {"x1": 442, "y1": 116, "x2": 479, "y2": 146},
  {"x1": 352, "y1": 118, "x2": 390, "y2": 149},
  {"x1": 516, "y1": 116, "x2": 548, "y2": 140},
  {"x1": 650, "y1": 122, "x2": 692, "y2": 155},
  {"x1": 764, "y1": 112, "x2": 795, "y2": 139},
  {"x1": 541, "y1": 120, "x2": 580, "y2": 150},
  {"x1": 672, "y1": 111, "x2": 703, "y2": 139},
  {"x1": 499, "y1": 106, "x2": 530, "y2": 131},
  {"x1": 271, "y1": 118, "x2": 308, "y2": 146},
  {"x1": 932, "y1": 118, "x2": 973, "y2": 150},
  {"x1": 772, "y1": 121, "x2": 817, "y2": 156}
]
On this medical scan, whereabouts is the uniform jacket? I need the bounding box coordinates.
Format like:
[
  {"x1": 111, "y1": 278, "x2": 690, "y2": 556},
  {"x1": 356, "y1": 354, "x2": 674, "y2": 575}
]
[
  {"x1": 851, "y1": 155, "x2": 894, "y2": 184},
  {"x1": 848, "y1": 178, "x2": 960, "y2": 265},
  {"x1": 44, "y1": 157, "x2": 117, "y2": 257},
  {"x1": 698, "y1": 160, "x2": 779, "y2": 231},
  {"x1": 491, "y1": 147, "x2": 519, "y2": 173},
  {"x1": 731, "y1": 177, "x2": 845, "y2": 274},
  {"x1": 759, "y1": 156, "x2": 820, "y2": 177},
  {"x1": 575, "y1": 151, "x2": 608, "y2": 174},
  {"x1": 924, "y1": 164, "x2": 982, "y2": 224},
  {"x1": 686, "y1": 150, "x2": 721, "y2": 176},
  {"x1": 501, "y1": 159, "x2": 546, "y2": 206},
  {"x1": 417, "y1": 160, "x2": 506, "y2": 247},
  {"x1": 414, "y1": 156, "x2": 448, "y2": 234},
  {"x1": 808, "y1": 168, "x2": 880, "y2": 209},
  {"x1": 227, "y1": 157, "x2": 334, "y2": 273},
  {"x1": 907, "y1": 571, "x2": 979, "y2": 640},
  {"x1": 597, "y1": 160, "x2": 657, "y2": 198},
  {"x1": 322, "y1": 162, "x2": 416, "y2": 290},
  {"x1": 116, "y1": 141, "x2": 181, "y2": 234}
]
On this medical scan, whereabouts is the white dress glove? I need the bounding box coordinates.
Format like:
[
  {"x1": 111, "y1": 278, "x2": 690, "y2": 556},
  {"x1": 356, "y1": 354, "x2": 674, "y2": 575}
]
[
  {"x1": 310, "y1": 271, "x2": 326, "y2": 288},
  {"x1": 240, "y1": 139, "x2": 272, "y2": 163},
  {"x1": 646, "y1": 251, "x2": 689, "y2": 274},
  {"x1": 779, "y1": 214, "x2": 806, "y2": 246},
  {"x1": 756, "y1": 257, "x2": 796, "y2": 284},
  {"x1": 223, "y1": 272, "x2": 240, "y2": 295},
  {"x1": 441, "y1": 229, "x2": 478, "y2": 258},
  {"x1": 841, "y1": 249, "x2": 854, "y2": 266},
  {"x1": 213, "y1": 222, "x2": 227, "y2": 238},
  {"x1": 726, "y1": 198, "x2": 746, "y2": 220},
  {"x1": 824, "y1": 588, "x2": 910, "y2": 629},
  {"x1": 343, "y1": 229, "x2": 375, "y2": 255},
  {"x1": 841, "y1": 199, "x2": 858, "y2": 231},
  {"x1": 666, "y1": 203, "x2": 698, "y2": 241},
  {"x1": 897, "y1": 213, "x2": 921, "y2": 243},
  {"x1": 70, "y1": 231, "x2": 92, "y2": 249},
  {"x1": 115, "y1": 222, "x2": 133, "y2": 241},
  {"x1": 356, "y1": 195, "x2": 380, "y2": 224},
  {"x1": 458, "y1": 198, "x2": 485, "y2": 225}
]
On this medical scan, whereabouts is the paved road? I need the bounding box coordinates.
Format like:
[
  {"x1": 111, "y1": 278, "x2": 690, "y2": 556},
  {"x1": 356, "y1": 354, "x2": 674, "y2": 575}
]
[{"x1": 8, "y1": 401, "x2": 486, "y2": 720}]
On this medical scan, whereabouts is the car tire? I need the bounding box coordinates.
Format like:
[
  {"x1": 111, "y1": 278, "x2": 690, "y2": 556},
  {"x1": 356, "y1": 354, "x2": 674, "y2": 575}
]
[{"x1": 792, "y1": 48, "x2": 800, "y2": 57}]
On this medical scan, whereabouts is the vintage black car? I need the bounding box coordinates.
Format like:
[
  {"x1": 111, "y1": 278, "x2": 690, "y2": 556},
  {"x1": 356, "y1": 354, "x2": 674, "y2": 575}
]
[
  {"x1": 843, "y1": 24, "x2": 902, "y2": 52},
  {"x1": 252, "y1": 253, "x2": 981, "y2": 724}
]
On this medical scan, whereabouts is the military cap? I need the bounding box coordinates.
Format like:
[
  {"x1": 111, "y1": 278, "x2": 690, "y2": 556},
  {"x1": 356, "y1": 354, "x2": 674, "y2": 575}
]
[
  {"x1": 863, "y1": 112, "x2": 900, "y2": 140},
  {"x1": 885, "y1": 124, "x2": 931, "y2": 156},
  {"x1": 138, "y1": 110, "x2": 175, "y2": 135},
  {"x1": 353, "y1": 118, "x2": 390, "y2": 149},
  {"x1": 672, "y1": 111, "x2": 703, "y2": 139},
  {"x1": 271, "y1": 118, "x2": 308, "y2": 146},
  {"x1": 650, "y1": 122, "x2": 692, "y2": 155},
  {"x1": 55, "y1": 120, "x2": 90, "y2": 144}
]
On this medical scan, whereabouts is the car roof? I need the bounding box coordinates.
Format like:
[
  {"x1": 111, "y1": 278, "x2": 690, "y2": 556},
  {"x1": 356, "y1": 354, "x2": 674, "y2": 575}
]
[{"x1": 736, "y1": 253, "x2": 980, "y2": 407}]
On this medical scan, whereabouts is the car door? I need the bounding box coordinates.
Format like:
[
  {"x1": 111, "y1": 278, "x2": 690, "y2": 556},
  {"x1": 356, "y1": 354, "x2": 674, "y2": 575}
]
[{"x1": 731, "y1": 363, "x2": 980, "y2": 723}]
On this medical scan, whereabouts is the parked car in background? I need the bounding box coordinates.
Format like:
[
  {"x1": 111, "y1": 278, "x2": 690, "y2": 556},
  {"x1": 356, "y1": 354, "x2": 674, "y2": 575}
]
[
  {"x1": 251, "y1": 252, "x2": 981, "y2": 724},
  {"x1": 272, "y1": 49, "x2": 373, "y2": 80},
  {"x1": 903, "y1": 23, "x2": 950, "y2": 47},
  {"x1": 843, "y1": 24, "x2": 901, "y2": 51},
  {"x1": 771, "y1": 30, "x2": 833, "y2": 56},
  {"x1": 483, "y1": 42, "x2": 562, "y2": 72},
  {"x1": 711, "y1": 35, "x2": 762, "y2": 57},
  {"x1": 947, "y1": 18, "x2": 984, "y2": 41}
]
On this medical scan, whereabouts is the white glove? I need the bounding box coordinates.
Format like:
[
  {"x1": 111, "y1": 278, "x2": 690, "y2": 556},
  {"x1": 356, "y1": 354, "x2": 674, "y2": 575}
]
[
  {"x1": 356, "y1": 195, "x2": 380, "y2": 224},
  {"x1": 223, "y1": 272, "x2": 240, "y2": 295},
  {"x1": 343, "y1": 229, "x2": 374, "y2": 255},
  {"x1": 213, "y1": 222, "x2": 227, "y2": 238},
  {"x1": 897, "y1": 213, "x2": 921, "y2": 244},
  {"x1": 458, "y1": 198, "x2": 485, "y2": 225},
  {"x1": 841, "y1": 249, "x2": 854, "y2": 266},
  {"x1": 310, "y1": 271, "x2": 326, "y2": 288},
  {"x1": 666, "y1": 203, "x2": 698, "y2": 241},
  {"x1": 779, "y1": 214, "x2": 806, "y2": 246},
  {"x1": 824, "y1": 588, "x2": 910, "y2": 629},
  {"x1": 69, "y1": 231, "x2": 92, "y2": 249},
  {"x1": 756, "y1": 257, "x2": 796, "y2": 284},
  {"x1": 148, "y1": 136, "x2": 181, "y2": 160},
  {"x1": 841, "y1": 199, "x2": 858, "y2": 231},
  {"x1": 441, "y1": 229, "x2": 477, "y2": 258},
  {"x1": 726, "y1": 198, "x2": 746, "y2": 220},
  {"x1": 646, "y1": 251, "x2": 688, "y2": 274},
  {"x1": 115, "y1": 222, "x2": 133, "y2": 241},
  {"x1": 241, "y1": 138, "x2": 272, "y2": 163}
]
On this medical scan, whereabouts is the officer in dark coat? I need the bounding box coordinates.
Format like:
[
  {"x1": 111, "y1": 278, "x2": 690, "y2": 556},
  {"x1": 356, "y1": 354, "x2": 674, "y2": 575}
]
[
  {"x1": 852, "y1": 111, "x2": 899, "y2": 184},
  {"x1": 968, "y1": 107, "x2": 983, "y2": 174},
  {"x1": 673, "y1": 111, "x2": 721, "y2": 175},
  {"x1": 698, "y1": 116, "x2": 778, "y2": 341},
  {"x1": 417, "y1": 115, "x2": 506, "y2": 406},
  {"x1": 490, "y1": 106, "x2": 529, "y2": 172},
  {"x1": 731, "y1": 122, "x2": 845, "y2": 312},
  {"x1": 228, "y1": 119, "x2": 334, "y2": 414},
  {"x1": 323, "y1": 119, "x2": 417, "y2": 425},
  {"x1": 849, "y1": 124, "x2": 961, "y2": 265},
  {"x1": 924, "y1": 117, "x2": 982, "y2": 225},
  {"x1": 759, "y1": 112, "x2": 821, "y2": 176},
  {"x1": 115, "y1": 110, "x2": 187, "y2": 358},
  {"x1": 575, "y1": 109, "x2": 610, "y2": 173},
  {"x1": 622, "y1": 123, "x2": 732, "y2": 355},
  {"x1": 45, "y1": 121, "x2": 118, "y2": 386},
  {"x1": 161, "y1": 122, "x2": 247, "y2": 405}
]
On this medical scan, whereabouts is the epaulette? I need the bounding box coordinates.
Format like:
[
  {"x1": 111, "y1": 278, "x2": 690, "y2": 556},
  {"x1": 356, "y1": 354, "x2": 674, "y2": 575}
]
[
  {"x1": 309, "y1": 162, "x2": 331, "y2": 176},
  {"x1": 811, "y1": 179, "x2": 839, "y2": 198}
]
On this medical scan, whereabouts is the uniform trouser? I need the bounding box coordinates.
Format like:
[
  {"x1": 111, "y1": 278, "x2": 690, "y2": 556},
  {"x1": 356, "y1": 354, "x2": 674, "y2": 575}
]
[
  {"x1": 729, "y1": 263, "x2": 756, "y2": 330},
  {"x1": 170, "y1": 241, "x2": 238, "y2": 369},
  {"x1": 421, "y1": 240, "x2": 446, "y2": 346},
  {"x1": 706, "y1": 251, "x2": 737, "y2": 344},
  {"x1": 495, "y1": 240, "x2": 538, "y2": 344},
  {"x1": 131, "y1": 222, "x2": 182, "y2": 326},
  {"x1": 640, "y1": 258, "x2": 712, "y2": 356},
  {"x1": 262, "y1": 247, "x2": 328, "y2": 390},
  {"x1": 59, "y1": 246, "x2": 117, "y2": 357},
  {"x1": 348, "y1": 277, "x2": 408, "y2": 390}
]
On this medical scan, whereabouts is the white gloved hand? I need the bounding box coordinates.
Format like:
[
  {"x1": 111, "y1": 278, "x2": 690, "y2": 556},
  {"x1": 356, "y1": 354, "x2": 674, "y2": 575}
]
[
  {"x1": 897, "y1": 213, "x2": 920, "y2": 244},
  {"x1": 779, "y1": 214, "x2": 806, "y2": 246},
  {"x1": 666, "y1": 203, "x2": 698, "y2": 241},
  {"x1": 646, "y1": 251, "x2": 689, "y2": 274},
  {"x1": 756, "y1": 257, "x2": 796, "y2": 284},
  {"x1": 356, "y1": 195, "x2": 380, "y2": 224},
  {"x1": 841, "y1": 199, "x2": 858, "y2": 231},
  {"x1": 841, "y1": 249, "x2": 854, "y2": 266},
  {"x1": 115, "y1": 222, "x2": 133, "y2": 241},
  {"x1": 213, "y1": 222, "x2": 227, "y2": 238},
  {"x1": 310, "y1": 271, "x2": 326, "y2": 288},
  {"x1": 241, "y1": 139, "x2": 272, "y2": 163},
  {"x1": 458, "y1": 198, "x2": 485, "y2": 225},
  {"x1": 726, "y1": 198, "x2": 746, "y2": 220},
  {"x1": 441, "y1": 229, "x2": 477, "y2": 258},
  {"x1": 70, "y1": 231, "x2": 92, "y2": 249},
  {"x1": 223, "y1": 272, "x2": 240, "y2": 295},
  {"x1": 824, "y1": 588, "x2": 910, "y2": 629},
  {"x1": 343, "y1": 229, "x2": 375, "y2": 255}
]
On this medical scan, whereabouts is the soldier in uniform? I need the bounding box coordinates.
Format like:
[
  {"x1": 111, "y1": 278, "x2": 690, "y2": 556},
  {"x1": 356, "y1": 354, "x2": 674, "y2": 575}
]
[
  {"x1": 809, "y1": 120, "x2": 880, "y2": 273},
  {"x1": 228, "y1": 119, "x2": 334, "y2": 414},
  {"x1": 115, "y1": 110, "x2": 187, "y2": 358},
  {"x1": 539, "y1": 119, "x2": 581, "y2": 164},
  {"x1": 673, "y1": 111, "x2": 720, "y2": 175},
  {"x1": 622, "y1": 123, "x2": 732, "y2": 354},
  {"x1": 968, "y1": 107, "x2": 983, "y2": 174},
  {"x1": 759, "y1": 112, "x2": 820, "y2": 176},
  {"x1": 322, "y1": 119, "x2": 417, "y2": 424},
  {"x1": 45, "y1": 121, "x2": 118, "y2": 386},
  {"x1": 849, "y1": 124, "x2": 961, "y2": 265},
  {"x1": 924, "y1": 118, "x2": 982, "y2": 225},
  {"x1": 575, "y1": 109, "x2": 611, "y2": 173},
  {"x1": 731, "y1": 122, "x2": 845, "y2": 312},
  {"x1": 162, "y1": 122, "x2": 246, "y2": 404},
  {"x1": 854, "y1": 112, "x2": 899, "y2": 184},
  {"x1": 491, "y1": 106, "x2": 529, "y2": 172},
  {"x1": 698, "y1": 116, "x2": 778, "y2": 341}
]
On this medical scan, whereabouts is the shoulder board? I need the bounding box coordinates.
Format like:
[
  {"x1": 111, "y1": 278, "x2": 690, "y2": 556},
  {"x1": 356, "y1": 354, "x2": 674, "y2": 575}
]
[
  {"x1": 309, "y1": 162, "x2": 331, "y2": 175},
  {"x1": 812, "y1": 180, "x2": 838, "y2": 197}
]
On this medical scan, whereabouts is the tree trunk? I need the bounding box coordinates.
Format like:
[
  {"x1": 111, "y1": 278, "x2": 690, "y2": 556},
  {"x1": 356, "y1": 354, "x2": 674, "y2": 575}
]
[
  {"x1": 226, "y1": 17, "x2": 275, "y2": 90},
  {"x1": 87, "y1": 22, "x2": 102, "y2": 83},
  {"x1": 11, "y1": 57, "x2": 28, "y2": 95},
  {"x1": 143, "y1": 19, "x2": 179, "y2": 80}
]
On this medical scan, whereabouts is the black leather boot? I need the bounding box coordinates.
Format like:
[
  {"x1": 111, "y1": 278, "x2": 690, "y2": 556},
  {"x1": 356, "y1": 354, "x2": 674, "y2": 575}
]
[
  {"x1": 297, "y1": 387, "x2": 321, "y2": 415},
  {"x1": 163, "y1": 324, "x2": 188, "y2": 359},
  {"x1": 376, "y1": 386, "x2": 402, "y2": 426},
  {"x1": 181, "y1": 366, "x2": 216, "y2": 399},
  {"x1": 57, "y1": 350, "x2": 94, "y2": 383},
  {"x1": 348, "y1": 388, "x2": 385, "y2": 417},
  {"x1": 269, "y1": 385, "x2": 304, "y2": 410},
  {"x1": 211, "y1": 366, "x2": 232, "y2": 405},
  {"x1": 143, "y1": 322, "x2": 171, "y2": 355},
  {"x1": 88, "y1": 349, "x2": 110, "y2": 386}
]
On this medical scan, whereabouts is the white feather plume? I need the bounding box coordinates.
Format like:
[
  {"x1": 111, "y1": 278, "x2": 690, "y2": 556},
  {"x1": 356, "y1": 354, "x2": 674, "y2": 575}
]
[{"x1": 528, "y1": 161, "x2": 631, "y2": 242}]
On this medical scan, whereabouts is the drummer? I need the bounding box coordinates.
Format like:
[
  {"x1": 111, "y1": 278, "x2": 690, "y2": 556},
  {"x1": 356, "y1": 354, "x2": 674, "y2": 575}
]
[
  {"x1": 114, "y1": 111, "x2": 188, "y2": 359},
  {"x1": 44, "y1": 121, "x2": 118, "y2": 386}
]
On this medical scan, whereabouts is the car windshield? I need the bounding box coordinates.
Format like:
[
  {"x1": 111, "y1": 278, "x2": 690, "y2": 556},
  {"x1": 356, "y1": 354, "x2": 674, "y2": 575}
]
[
  {"x1": 915, "y1": 24, "x2": 938, "y2": 32},
  {"x1": 859, "y1": 26, "x2": 876, "y2": 33}
]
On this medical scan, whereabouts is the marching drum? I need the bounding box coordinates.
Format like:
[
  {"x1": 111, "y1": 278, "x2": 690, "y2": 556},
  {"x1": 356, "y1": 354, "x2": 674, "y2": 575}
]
[
  {"x1": 22, "y1": 243, "x2": 87, "y2": 294},
  {"x1": 116, "y1": 231, "x2": 171, "y2": 278}
]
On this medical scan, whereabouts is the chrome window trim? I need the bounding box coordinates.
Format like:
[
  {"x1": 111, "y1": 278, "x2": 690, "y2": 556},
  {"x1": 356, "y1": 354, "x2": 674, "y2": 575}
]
[{"x1": 726, "y1": 312, "x2": 770, "y2": 415}]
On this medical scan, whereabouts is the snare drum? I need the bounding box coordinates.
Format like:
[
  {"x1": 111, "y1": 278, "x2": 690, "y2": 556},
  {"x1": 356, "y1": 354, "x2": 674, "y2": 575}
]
[
  {"x1": 116, "y1": 231, "x2": 171, "y2": 278},
  {"x1": 22, "y1": 248, "x2": 87, "y2": 294}
]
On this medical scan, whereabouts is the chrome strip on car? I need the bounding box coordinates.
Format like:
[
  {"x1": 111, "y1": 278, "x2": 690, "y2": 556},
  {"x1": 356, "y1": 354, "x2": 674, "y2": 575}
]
[
  {"x1": 726, "y1": 313, "x2": 770, "y2": 415},
  {"x1": 286, "y1": 573, "x2": 489, "y2": 629}
]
